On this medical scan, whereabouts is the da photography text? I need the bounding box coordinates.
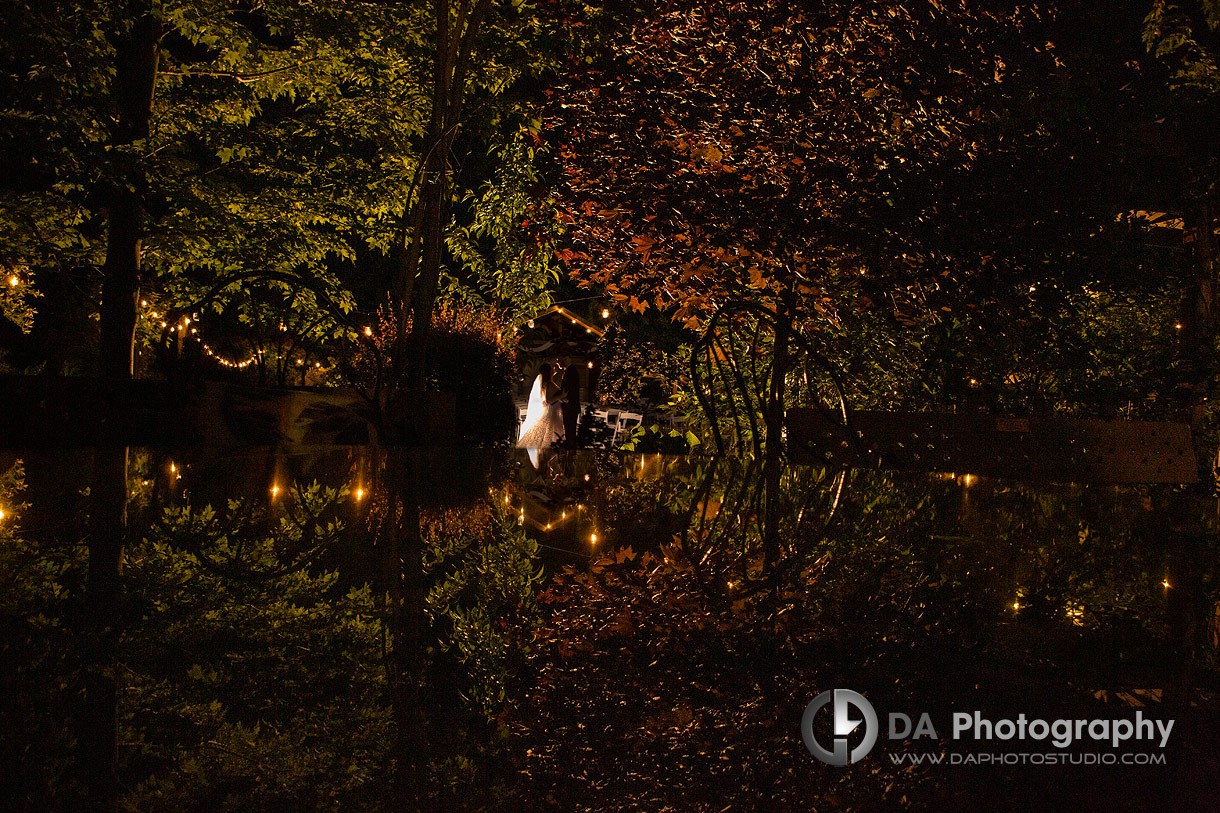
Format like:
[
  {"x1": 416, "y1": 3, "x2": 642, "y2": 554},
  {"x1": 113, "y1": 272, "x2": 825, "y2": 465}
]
[{"x1": 801, "y1": 689, "x2": 1174, "y2": 766}]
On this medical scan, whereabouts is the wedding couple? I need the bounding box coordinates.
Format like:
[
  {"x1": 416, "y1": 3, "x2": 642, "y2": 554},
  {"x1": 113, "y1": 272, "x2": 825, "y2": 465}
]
[{"x1": 517, "y1": 358, "x2": 580, "y2": 449}]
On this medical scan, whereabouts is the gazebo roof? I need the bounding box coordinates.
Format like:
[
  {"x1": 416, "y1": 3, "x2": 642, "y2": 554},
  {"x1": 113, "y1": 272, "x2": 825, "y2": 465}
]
[{"x1": 528, "y1": 305, "x2": 605, "y2": 338}]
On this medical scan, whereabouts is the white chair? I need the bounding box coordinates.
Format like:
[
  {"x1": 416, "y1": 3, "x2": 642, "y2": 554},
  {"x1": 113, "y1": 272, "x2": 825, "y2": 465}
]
[{"x1": 614, "y1": 411, "x2": 643, "y2": 443}]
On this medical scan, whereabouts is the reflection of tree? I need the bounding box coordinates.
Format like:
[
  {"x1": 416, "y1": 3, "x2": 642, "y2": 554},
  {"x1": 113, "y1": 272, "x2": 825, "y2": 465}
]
[
  {"x1": 1, "y1": 450, "x2": 544, "y2": 808},
  {"x1": 512, "y1": 468, "x2": 1220, "y2": 809}
]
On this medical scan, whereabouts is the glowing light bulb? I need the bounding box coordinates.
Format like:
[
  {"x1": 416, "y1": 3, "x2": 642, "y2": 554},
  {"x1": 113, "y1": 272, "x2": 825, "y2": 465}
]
[
  {"x1": 355, "y1": 488, "x2": 365, "y2": 501},
  {"x1": 0, "y1": 508, "x2": 5, "y2": 521},
  {"x1": 270, "y1": 484, "x2": 280, "y2": 498},
  {"x1": 8, "y1": 275, "x2": 18, "y2": 287},
  {"x1": 587, "y1": 361, "x2": 593, "y2": 368},
  {"x1": 590, "y1": 533, "x2": 598, "y2": 544},
  {"x1": 601, "y1": 309, "x2": 609, "y2": 318},
  {"x1": 1012, "y1": 601, "x2": 1020, "y2": 611},
  {"x1": 364, "y1": 326, "x2": 372, "y2": 336},
  {"x1": 1163, "y1": 579, "x2": 1171, "y2": 589},
  {"x1": 584, "y1": 474, "x2": 590, "y2": 481}
]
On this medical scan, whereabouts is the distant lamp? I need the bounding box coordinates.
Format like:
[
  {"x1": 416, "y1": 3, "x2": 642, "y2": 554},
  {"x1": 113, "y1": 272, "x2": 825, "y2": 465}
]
[{"x1": 601, "y1": 309, "x2": 609, "y2": 318}]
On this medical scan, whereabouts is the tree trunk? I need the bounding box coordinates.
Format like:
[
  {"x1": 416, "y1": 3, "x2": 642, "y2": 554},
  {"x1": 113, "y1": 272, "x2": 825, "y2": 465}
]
[
  {"x1": 389, "y1": 0, "x2": 491, "y2": 426},
  {"x1": 388, "y1": 450, "x2": 428, "y2": 806},
  {"x1": 99, "y1": 11, "x2": 160, "y2": 379},
  {"x1": 80, "y1": 446, "x2": 129, "y2": 811}
]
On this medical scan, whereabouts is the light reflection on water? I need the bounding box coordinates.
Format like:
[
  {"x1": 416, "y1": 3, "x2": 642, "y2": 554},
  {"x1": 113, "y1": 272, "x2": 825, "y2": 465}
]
[{"x1": 0, "y1": 445, "x2": 1215, "y2": 808}]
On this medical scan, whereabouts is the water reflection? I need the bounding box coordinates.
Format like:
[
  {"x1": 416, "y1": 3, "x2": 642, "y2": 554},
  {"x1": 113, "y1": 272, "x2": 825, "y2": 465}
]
[{"x1": 0, "y1": 448, "x2": 1216, "y2": 808}]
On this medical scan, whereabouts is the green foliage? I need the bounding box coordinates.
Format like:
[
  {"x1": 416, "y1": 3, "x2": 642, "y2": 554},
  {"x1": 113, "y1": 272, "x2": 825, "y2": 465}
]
[
  {"x1": 446, "y1": 127, "x2": 564, "y2": 319},
  {"x1": 594, "y1": 323, "x2": 689, "y2": 407},
  {"x1": 1144, "y1": 0, "x2": 1220, "y2": 95},
  {"x1": 425, "y1": 504, "x2": 542, "y2": 717},
  {"x1": 0, "y1": 463, "x2": 84, "y2": 808},
  {"x1": 119, "y1": 485, "x2": 389, "y2": 809}
]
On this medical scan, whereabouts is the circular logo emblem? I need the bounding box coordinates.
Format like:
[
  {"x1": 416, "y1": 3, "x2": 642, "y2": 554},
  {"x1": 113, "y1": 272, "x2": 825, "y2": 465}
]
[{"x1": 801, "y1": 689, "x2": 879, "y2": 766}]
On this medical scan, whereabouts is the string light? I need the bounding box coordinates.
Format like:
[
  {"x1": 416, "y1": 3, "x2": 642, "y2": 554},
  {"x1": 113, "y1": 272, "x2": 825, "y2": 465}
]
[
  {"x1": 590, "y1": 532, "x2": 598, "y2": 544},
  {"x1": 270, "y1": 484, "x2": 281, "y2": 498},
  {"x1": 364, "y1": 326, "x2": 373, "y2": 336},
  {"x1": 355, "y1": 487, "x2": 365, "y2": 501},
  {"x1": 601, "y1": 309, "x2": 609, "y2": 318},
  {"x1": 201, "y1": 342, "x2": 257, "y2": 368},
  {"x1": 1162, "y1": 579, "x2": 1171, "y2": 589},
  {"x1": 8, "y1": 275, "x2": 18, "y2": 287}
]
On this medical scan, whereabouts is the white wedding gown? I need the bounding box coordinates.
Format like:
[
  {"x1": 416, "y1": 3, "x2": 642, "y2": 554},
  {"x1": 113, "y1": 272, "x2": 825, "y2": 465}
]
[{"x1": 517, "y1": 374, "x2": 564, "y2": 449}]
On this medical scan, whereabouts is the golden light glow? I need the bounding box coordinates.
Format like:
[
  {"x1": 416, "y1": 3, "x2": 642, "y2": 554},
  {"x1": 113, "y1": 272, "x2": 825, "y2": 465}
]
[
  {"x1": 355, "y1": 488, "x2": 365, "y2": 501},
  {"x1": 1012, "y1": 601, "x2": 1020, "y2": 611},
  {"x1": 584, "y1": 474, "x2": 590, "y2": 481},
  {"x1": 590, "y1": 533, "x2": 598, "y2": 544},
  {"x1": 601, "y1": 309, "x2": 609, "y2": 318},
  {"x1": 0, "y1": 508, "x2": 5, "y2": 521},
  {"x1": 587, "y1": 361, "x2": 594, "y2": 368},
  {"x1": 1163, "y1": 579, "x2": 1171, "y2": 589},
  {"x1": 8, "y1": 275, "x2": 18, "y2": 287},
  {"x1": 364, "y1": 326, "x2": 373, "y2": 336},
  {"x1": 270, "y1": 484, "x2": 281, "y2": 498}
]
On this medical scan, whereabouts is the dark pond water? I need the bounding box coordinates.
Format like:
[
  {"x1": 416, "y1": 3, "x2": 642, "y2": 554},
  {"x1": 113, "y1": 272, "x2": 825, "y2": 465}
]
[{"x1": 2, "y1": 446, "x2": 1218, "y2": 810}]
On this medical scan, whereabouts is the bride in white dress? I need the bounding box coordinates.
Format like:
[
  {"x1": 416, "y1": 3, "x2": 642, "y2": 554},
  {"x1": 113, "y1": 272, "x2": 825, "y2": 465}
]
[{"x1": 517, "y1": 363, "x2": 565, "y2": 450}]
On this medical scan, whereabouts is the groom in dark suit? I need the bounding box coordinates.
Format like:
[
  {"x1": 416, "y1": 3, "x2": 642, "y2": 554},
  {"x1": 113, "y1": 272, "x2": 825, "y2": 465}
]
[{"x1": 558, "y1": 356, "x2": 582, "y2": 447}]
